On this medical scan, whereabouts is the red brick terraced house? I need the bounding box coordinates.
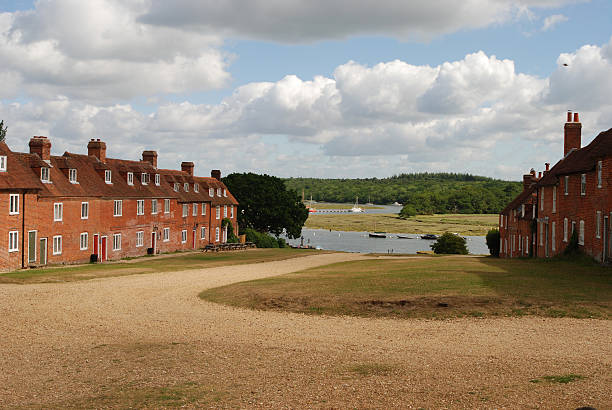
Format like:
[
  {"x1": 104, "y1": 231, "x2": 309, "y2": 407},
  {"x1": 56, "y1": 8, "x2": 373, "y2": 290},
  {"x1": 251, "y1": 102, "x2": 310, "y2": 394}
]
[
  {"x1": 0, "y1": 136, "x2": 238, "y2": 272},
  {"x1": 500, "y1": 112, "x2": 612, "y2": 262}
]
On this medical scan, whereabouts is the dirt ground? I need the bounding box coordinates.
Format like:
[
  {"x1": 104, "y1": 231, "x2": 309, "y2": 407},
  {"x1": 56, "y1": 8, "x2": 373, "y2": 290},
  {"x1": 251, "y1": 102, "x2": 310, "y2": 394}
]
[{"x1": 0, "y1": 253, "x2": 610, "y2": 409}]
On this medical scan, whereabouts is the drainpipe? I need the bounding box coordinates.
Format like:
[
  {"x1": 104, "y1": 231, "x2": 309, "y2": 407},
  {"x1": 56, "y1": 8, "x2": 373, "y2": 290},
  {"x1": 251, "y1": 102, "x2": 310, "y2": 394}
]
[
  {"x1": 21, "y1": 191, "x2": 26, "y2": 268},
  {"x1": 208, "y1": 202, "x2": 212, "y2": 243}
]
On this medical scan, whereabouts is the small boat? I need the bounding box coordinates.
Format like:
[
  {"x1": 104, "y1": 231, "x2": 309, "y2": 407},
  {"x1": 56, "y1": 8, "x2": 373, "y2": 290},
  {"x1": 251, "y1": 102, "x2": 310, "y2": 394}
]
[
  {"x1": 369, "y1": 232, "x2": 387, "y2": 238},
  {"x1": 420, "y1": 234, "x2": 438, "y2": 240},
  {"x1": 396, "y1": 234, "x2": 412, "y2": 239},
  {"x1": 351, "y1": 196, "x2": 363, "y2": 213},
  {"x1": 392, "y1": 201, "x2": 402, "y2": 206}
]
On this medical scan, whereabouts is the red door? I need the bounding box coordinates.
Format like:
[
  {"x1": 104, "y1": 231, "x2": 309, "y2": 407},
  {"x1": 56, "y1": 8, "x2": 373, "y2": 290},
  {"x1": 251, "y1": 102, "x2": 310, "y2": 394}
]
[
  {"x1": 93, "y1": 234, "x2": 99, "y2": 256},
  {"x1": 101, "y1": 237, "x2": 107, "y2": 261},
  {"x1": 151, "y1": 232, "x2": 156, "y2": 253},
  {"x1": 192, "y1": 230, "x2": 196, "y2": 249}
]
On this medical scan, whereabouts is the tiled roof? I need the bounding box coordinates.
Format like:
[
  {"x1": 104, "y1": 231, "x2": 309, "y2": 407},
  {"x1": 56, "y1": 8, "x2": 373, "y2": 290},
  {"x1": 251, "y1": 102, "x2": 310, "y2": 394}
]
[
  {"x1": 501, "y1": 185, "x2": 537, "y2": 214},
  {"x1": 0, "y1": 142, "x2": 44, "y2": 190}
]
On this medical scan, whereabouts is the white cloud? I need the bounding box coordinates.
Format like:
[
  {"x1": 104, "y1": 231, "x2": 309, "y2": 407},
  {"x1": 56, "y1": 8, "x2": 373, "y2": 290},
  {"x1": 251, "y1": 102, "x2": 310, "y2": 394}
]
[{"x1": 541, "y1": 13, "x2": 568, "y2": 31}]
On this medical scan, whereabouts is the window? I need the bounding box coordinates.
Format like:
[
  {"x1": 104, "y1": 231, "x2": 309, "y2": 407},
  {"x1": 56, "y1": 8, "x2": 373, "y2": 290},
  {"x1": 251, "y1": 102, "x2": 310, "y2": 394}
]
[
  {"x1": 174, "y1": 183, "x2": 179, "y2": 192},
  {"x1": 80, "y1": 232, "x2": 88, "y2": 250},
  {"x1": 540, "y1": 187, "x2": 544, "y2": 211},
  {"x1": 572, "y1": 220, "x2": 576, "y2": 234},
  {"x1": 597, "y1": 160, "x2": 602, "y2": 188},
  {"x1": 127, "y1": 172, "x2": 134, "y2": 185},
  {"x1": 8, "y1": 231, "x2": 18, "y2": 252},
  {"x1": 215, "y1": 227, "x2": 220, "y2": 242},
  {"x1": 53, "y1": 235, "x2": 62, "y2": 255},
  {"x1": 518, "y1": 234, "x2": 522, "y2": 252},
  {"x1": 137, "y1": 199, "x2": 144, "y2": 215},
  {"x1": 54, "y1": 203, "x2": 63, "y2": 221},
  {"x1": 151, "y1": 199, "x2": 158, "y2": 214},
  {"x1": 41, "y1": 167, "x2": 50, "y2": 182},
  {"x1": 223, "y1": 205, "x2": 227, "y2": 218},
  {"x1": 136, "y1": 231, "x2": 144, "y2": 247},
  {"x1": 596, "y1": 211, "x2": 601, "y2": 238},
  {"x1": 231, "y1": 206, "x2": 234, "y2": 218},
  {"x1": 181, "y1": 230, "x2": 187, "y2": 243},
  {"x1": 579, "y1": 220, "x2": 585, "y2": 245},
  {"x1": 500, "y1": 214, "x2": 503, "y2": 227},
  {"x1": 141, "y1": 173, "x2": 148, "y2": 185},
  {"x1": 564, "y1": 175, "x2": 569, "y2": 195},
  {"x1": 182, "y1": 204, "x2": 188, "y2": 217},
  {"x1": 209, "y1": 188, "x2": 214, "y2": 197},
  {"x1": 201, "y1": 203, "x2": 206, "y2": 215},
  {"x1": 539, "y1": 222, "x2": 543, "y2": 246},
  {"x1": 163, "y1": 227, "x2": 170, "y2": 242},
  {"x1": 552, "y1": 186, "x2": 556, "y2": 213},
  {"x1": 216, "y1": 205, "x2": 220, "y2": 220},
  {"x1": 201, "y1": 226, "x2": 206, "y2": 240},
  {"x1": 194, "y1": 183, "x2": 199, "y2": 193},
  {"x1": 223, "y1": 189, "x2": 227, "y2": 197},
  {"x1": 113, "y1": 200, "x2": 122, "y2": 216},
  {"x1": 113, "y1": 233, "x2": 121, "y2": 251},
  {"x1": 217, "y1": 188, "x2": 221, "y2": 197},
  {"x1": 521, "y1": 204, "x2": 525, "y2": 218},
  {"x1": 69, "y1": 168, "x2": 77, "y2": 183},
  {"x1": 155, "y1": 174, "x2": 160, "y2": 186},
  {"x1": 532, "y1": 205, "x2": 535, "y2": 219},
  {"x1": 524, "y1": 236, "x2": 529, "y2": 255},
  {"x1": 164, "y1": 199, "x2": 170, "y2": 214},
  {"x1": 551, "y1": 222, "x2": 556, "y2": 252},
  {"x1": 105, "y1": 170, "x2": 112, "y2": 184},
  {"x1": 9, "y1": 194, "x2": 19, "y2": 215},
  {"x1": 580, "y1": 174, "x2": 586, "y2": 195},
  {"x1": 184, "y1": 183, "x2": 189, "y2": 192},
  {"x1": 193, "y1": 203, "x2": 198, "y2": 216},
  {"x1": 81, "y1": 202, "x2": 89, "y2": 219},
  {"x1": 0, "y1": 155, "x2": 6, "y2": 171},
  {"x1": 563, "y1": 218, "x2": 568, "y2": 242}
]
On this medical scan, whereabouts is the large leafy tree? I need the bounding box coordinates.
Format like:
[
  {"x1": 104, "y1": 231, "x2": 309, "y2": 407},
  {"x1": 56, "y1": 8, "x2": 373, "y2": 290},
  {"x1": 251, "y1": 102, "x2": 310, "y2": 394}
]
[
  {"x1": 222, "y1": 172, "x2": 308, "y2": 239},
  {"x1": 0, "y1": 120, "x2": 6, "y2": 142}
]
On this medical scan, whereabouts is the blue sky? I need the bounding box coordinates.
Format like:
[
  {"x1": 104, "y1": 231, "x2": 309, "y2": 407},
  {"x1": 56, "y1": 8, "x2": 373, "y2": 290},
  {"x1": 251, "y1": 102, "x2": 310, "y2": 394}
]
[{"x1": 1, "y1": 0, "x2": 612, "y2": 180}]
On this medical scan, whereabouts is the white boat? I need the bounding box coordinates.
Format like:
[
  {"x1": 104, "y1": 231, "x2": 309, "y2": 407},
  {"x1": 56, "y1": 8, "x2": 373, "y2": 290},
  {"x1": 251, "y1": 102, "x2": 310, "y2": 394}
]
[{"x1": 351, "y1": 196, "x2": 363, "y2": 213}]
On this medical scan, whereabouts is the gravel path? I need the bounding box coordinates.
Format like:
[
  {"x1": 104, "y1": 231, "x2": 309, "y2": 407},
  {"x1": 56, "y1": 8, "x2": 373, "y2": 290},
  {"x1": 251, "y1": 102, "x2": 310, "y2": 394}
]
[{"x1": 0, "y1": 252, "x2": 610, "y2": 408}]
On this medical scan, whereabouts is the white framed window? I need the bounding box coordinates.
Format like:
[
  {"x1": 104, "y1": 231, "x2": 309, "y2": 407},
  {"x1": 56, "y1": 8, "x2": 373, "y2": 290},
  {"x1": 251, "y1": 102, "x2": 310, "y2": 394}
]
[
  {"x1": 69, "y1": 168, "x2": 77, "y2": 183},
  {"x1": 215, "y1": 227, "x2": 220, "y2": 242},
  {"x1": 578, "y1": 220, "x2": 585, "y2": 245},
  {"x1": 181, "y1": 230, "x2": 187, "y2": 243},
  {"x1": 151, "y1": 199, "x2": 158, "y2": 214},
  {"x1": 217, "y1": 188, "x2": 221, "y2": 197},
  {"x1": 163, "y1": 227, "x2": 170, "y2": 242},
  {"x1": 597, "y1": 161, "x2": 602, "y2": 188},
  {"x1": 113, "y1": 200, "x2": 122, "y2": 217},
  {"x1": 552, "y1": 186, "x2": 556, "y2": 213},
  {"x1": 80, "y1": 232, "x2": 88, "y2": 250},
  {"x1": 136, "y1": 231, "x2": 144, "y2": 247},
  {"x1": 182, "y1": 204, "x2": 188, "y2": 217},
  {"x1": 596, "y1": 211, "x2": 601, "y2": 238},
  {"x1": 223, "y1": 189, "x2": 227, "y2": 197},
  {"x1": 174, "y1": 183, "x2": 179, "y2": 192},
  {"x1": 525, "y1": 236, "x2": 529, "y2": 255},
  {"x1": 209, "y1": 187, "x2": 214, "y2": 197},
  {"x1": 563, "y1": 218, "x2": 568, "y2": 242},
  {"x1": 53, "y1": 235, "x2": 62, "y2": 255},
  {"x1": 105, "y1": 170, "x2": 112, "y2": 184},
  {"x1": 8, "y1": 231, "x2": 18, "y2": 252},
  {"x1": 564, "y1": 175, "x2": 569, "y2": 195},
  {"x1": 0, "y1": 155, "x2": 6, "y2": 171},
  {"x1": 540, "y1": 187, "x2": 544, "y2": 211},
  {"x1": 231, "y1": 206, "x2": 234, "y2": 218},
  {"x1": 142, "y1": 173, "x2": 148, "y2": 185},
  {"x1": 518, "y1": 234, "x2": 522, "y2": 252},
  {"x1": 193, "y1": 203, "x2": 198, "y2": 216},
  {"x1": 164, "y1": 199, "x2": 170, "y2": 214},
  {"x1": 53, "y1": 202, "x2": 63, "y2": 221},
  {"x1": 81, "y1": 202, "x2": 89, "y2": 219},
  {"x1": 184, "y1": 183, "x2": 189, "y2": 192},
  {"x1": 216, "y1": 205, "x2": 220, "y2": 220},
  {"x1": 223, "y1": 205, "x2": 227, "y2": 218},
  {"x1": 127, "y1": 172, "x2": 134, "y2": 185},
  {"x1": 137, "y1": 199, "x2": 144, "y2": 215},
  {"x1": 113, "y1": 233, "x2": 121, "y2": 251},
  {"x1": 41, "y1": 167, "x2": 50, "y2": 182},
  {"x1": 155, "y1": 174, "x2": 160, "y2": 186},
  {"x1": 500, "y1": 214, "x2": 503, "y2": 227},
  {"x1": 201, "y1": 203, "x2": 206, "y2": 215},
  {"x1": 200, "y1": 226, "x2": 206, "y2": 239},
  {"x1": 539, "y1": 222, "x2": 543, "y2": 246},
  {"x1": 9, "y1": 194, "x2": 19, "y2": 215},
  {"x1": 580, "y1": 174, "x2": 586, "y2": 195},
  {"x1": 551, "y1": 222, "x2": 556, "y2": 252},
  {"x1": 194, "y1": 183, "x2": 199, "y2": 193}
]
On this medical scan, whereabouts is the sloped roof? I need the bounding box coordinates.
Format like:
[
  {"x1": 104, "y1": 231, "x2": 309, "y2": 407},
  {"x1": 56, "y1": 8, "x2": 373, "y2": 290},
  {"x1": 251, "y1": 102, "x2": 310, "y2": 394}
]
[
  {"x1": 0, "y1": 142, "x2": 44, "y2": 191},
  {"x1": 501, "y1": 184, "x2": 537, "y2": 214}
]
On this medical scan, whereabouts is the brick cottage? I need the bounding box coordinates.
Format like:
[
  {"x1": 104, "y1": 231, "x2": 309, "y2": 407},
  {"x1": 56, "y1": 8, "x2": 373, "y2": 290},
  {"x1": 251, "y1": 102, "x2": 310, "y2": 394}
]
[
  {"x1": 500, "y1": 112, "x2": 611, "y2": 262},
  {"x1": 0, "y1": 136, "x2": 238, "y2": 272}
]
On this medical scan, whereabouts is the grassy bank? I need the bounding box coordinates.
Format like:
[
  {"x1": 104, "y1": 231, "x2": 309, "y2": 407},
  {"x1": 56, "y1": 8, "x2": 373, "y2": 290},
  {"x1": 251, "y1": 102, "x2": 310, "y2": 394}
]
[
  {"x1": 305, "y1": 213, "x2": 498, "y2": 235},
  {"x1": 200, "y1": 256, "x2": 612, "y2": 319},
  {"x1": 0, "y1": 248, "x2": 321, "y2": 284}
]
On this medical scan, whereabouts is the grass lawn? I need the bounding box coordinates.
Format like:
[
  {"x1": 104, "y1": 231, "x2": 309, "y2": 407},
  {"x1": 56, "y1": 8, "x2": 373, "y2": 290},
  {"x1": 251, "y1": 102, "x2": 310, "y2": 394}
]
[
  {"x1": 200, "y1": 256, "x2": 612, "y2": 319},
  {"x1": 0, "y1": 248, "x2": 321, "y2": 284},
  {"x1": 304, "y1": 213, "x2": 498, "y2": 235}
]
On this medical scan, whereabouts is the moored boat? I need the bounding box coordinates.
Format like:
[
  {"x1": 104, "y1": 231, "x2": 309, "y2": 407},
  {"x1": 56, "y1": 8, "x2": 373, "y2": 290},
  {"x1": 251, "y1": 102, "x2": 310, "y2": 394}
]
[
  {"x1": 420, "y1": 234, "x2": 438, "y2": 240},
  {"x1": 369, "y1": 232, "x2": 387, "y2": 238}
]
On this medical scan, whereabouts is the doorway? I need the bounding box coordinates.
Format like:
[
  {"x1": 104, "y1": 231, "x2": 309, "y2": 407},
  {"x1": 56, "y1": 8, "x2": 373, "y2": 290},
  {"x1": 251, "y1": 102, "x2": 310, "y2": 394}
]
[
  {"x1": 151, "y1": 232, "x2": 156, "y2": 253},
  {"x1": 28, "y1": 231, "x2": 37, "y2": 264},
  {"x1": 93, "y1": 234, "x2": 99, "y2": 258},
  {"x1": 101, "y1": 236, "x2": 108, "y2": 261},
  {"x1": 39, "y1": 238, "x2": 47, "y2": 265},
  {"x1": 605, "y1": 215, "x2": 610, "y2": 263},
  {"x1": 192, "y1": 229, "x2": 196, "y2": 249}
]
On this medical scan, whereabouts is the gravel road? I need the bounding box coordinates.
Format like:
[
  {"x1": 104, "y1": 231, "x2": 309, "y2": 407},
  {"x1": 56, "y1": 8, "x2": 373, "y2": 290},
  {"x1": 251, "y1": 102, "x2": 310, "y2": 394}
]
[{"x1": 0, "y1": 252, "x2": 610, "y2": 408}]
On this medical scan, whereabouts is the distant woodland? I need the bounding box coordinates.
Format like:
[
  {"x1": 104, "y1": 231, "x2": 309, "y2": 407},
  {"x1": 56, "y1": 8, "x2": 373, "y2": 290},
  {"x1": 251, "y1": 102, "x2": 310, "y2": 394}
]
[{"x1": 284, "y1": 173, "x2": 522, "y2": 215}]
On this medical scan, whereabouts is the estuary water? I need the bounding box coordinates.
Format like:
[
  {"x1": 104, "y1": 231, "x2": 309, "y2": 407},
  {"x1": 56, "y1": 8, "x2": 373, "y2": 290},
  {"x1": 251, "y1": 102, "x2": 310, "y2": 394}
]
[{"x1": 285, "y1": 229, "x2": 489, "y2": 255}]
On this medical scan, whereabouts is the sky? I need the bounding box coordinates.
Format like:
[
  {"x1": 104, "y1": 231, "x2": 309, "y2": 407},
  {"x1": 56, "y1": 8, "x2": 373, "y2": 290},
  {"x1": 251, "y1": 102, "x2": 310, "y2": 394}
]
[{"x1": 1, "y1": 1, "x2": 612, "y2": 180}]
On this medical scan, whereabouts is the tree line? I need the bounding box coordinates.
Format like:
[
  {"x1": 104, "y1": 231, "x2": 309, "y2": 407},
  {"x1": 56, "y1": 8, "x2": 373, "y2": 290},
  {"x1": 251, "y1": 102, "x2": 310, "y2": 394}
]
[{"x1": 284, "y1": 173, "x2": 522, "y2": 215}]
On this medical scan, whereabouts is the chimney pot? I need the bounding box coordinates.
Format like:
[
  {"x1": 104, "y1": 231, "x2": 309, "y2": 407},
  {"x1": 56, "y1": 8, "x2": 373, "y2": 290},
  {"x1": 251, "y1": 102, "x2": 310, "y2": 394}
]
[
  {"x1": 538, "y1": 171, "x2": 542, "y2": 179},
  {"x1": 563, "y1": 112, "x2": 582, "y2": 156},
  {"x1": 567, "y1": 111, "x2": 572, "y2": 122},
  {"x1": 545, "y1": 163, "x2": 550, "y2": 171},
  {"x1": 573, "y1": 112, "x2": 579, "y2": 122}
]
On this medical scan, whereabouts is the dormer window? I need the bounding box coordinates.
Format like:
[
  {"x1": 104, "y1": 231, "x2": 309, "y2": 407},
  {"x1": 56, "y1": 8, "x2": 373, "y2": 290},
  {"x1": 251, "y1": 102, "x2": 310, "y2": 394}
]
[
  {"x1": 217, "y1": 188, "x2": 221, "y2": 196},
  {"x1": 127, "y1": 172, "x2": 134, "y2": 185},
  {"x1": 209, "y1": 188, "x2": 214, "y2": 197},
  {"x1": 194, "y1": 183, "x2": 199, "y2": 193},
  {"x1": 0, "y1": 155, "x2": 6, "y2": 171},
  {"x1": 174, "y1": 183, "x2": 179, "y2": 192},
  {"x1": 155, "y1": 174, "x2": 160, "y2": 186},
  {"x1": 223, "y1": 189, "x2": 227, "y2": 197},
  {"x1": 69, "y1": 168, "x2": 77, "y2": 183},
  {"x1": 104, "y1": 170, "x2": 112, "y2": 184},
  {"x1": 184, "y1": 183, "x2": 189, "y2": 192},
  {"x1": 141, "y1": 173, "x2": 148, "y2": 185},
  {"x1": 41, "y1": 167, "x2": 50, "y2": 183}
]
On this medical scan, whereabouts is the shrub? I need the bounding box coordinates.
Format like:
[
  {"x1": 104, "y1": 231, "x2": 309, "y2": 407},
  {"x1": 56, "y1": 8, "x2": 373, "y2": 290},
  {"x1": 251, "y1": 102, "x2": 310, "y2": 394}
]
[
  {"x1": 485, "y1": 228, "x2": 500, "y2": 257},
  {"x1": 221, "y1": 218, "x2": 240, "y2": 243},
  {"x1": 563, "y1": 230, "x2": 580, "y2": 256},
  {"x1": 277, "y1": 237, "x2": 288, "y2": 248},
  {"x1": 244, "y1": 228, "x2": 279, "y2": 248},
  {"x1": 399, "y1": 204, "x2": 417, "y2": 218},
  {"x1": 431, "y1": 232, "x2": 468, "y2": 255}
]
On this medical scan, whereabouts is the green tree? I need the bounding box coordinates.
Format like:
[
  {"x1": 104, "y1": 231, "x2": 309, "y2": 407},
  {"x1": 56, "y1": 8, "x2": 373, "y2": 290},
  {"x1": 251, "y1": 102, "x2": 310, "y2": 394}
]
[
  {"x1": 431, "y1": 233, "x2": 468, "y2": 255},
  {"x1": 223, "y1": 173, "x2": 308, "y2": 239},
  {"x1": 485, "y1": 229, "x2": 500, "y2": 257},
  {"x1": 0, "y1": 120, "x2": 6, "y2": 142}
]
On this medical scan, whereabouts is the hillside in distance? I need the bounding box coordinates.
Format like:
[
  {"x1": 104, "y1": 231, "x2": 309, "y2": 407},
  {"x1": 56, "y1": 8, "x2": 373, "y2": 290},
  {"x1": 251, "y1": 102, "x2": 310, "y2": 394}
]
[{"x1": 284, "y1": 173, "x2": 522, "y2": 215}]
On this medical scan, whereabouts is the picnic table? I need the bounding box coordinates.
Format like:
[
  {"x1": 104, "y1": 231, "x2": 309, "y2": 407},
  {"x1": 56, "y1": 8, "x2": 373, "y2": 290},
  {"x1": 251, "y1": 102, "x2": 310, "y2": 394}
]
[{"x1": 203, "y1": 242, "x2": 255, "y2": 252}]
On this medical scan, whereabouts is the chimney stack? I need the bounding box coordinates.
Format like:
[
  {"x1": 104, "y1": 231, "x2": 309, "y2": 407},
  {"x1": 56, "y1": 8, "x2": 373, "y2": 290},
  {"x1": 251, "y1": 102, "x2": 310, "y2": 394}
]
[
  {"x1": 522, "y1": 172, "x2": 536, "y2": 190},
  {"x1": 181, "y1": 161, "x2": 194, "y2": 176},
  {"x1": 87, "y1": 138, "x2": 107, "y2": 162},
  {"x1": 29, "y1": 136, "x2": 51, "y2": 161},
  {"x1": 564, "y1": 111, "x2": 581, "y2": 156},
  {"x1": 211, "y1": 169, "x2": 221, "y2": 180},
  {"x1": 142, "y1": 150, "x2": 158, "y2": 168}
]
